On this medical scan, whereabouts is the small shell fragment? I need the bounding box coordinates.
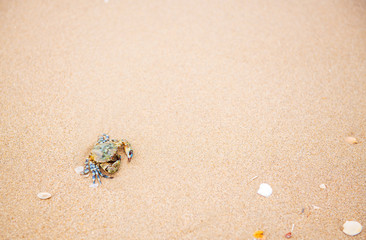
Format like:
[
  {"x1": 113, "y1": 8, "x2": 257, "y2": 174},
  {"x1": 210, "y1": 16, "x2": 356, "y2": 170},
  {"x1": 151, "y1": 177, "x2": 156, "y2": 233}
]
[
  {"x1": 343, "y1": 221, "x2": 362, "y2": 236},
  {"x1": 37, "y1": 192, "x2": 51, "y2": 200},
  {"x1": 257, "y1": 183, "x2": 272, "y2": 197},
  {"x1": 312, "y1": 205, "x2": 321, "y2": 209},
  {"x1": 285, "y1": 232, "x2": 292, "y2": 238},
  {"x1": 89, "y1": 183, "x2": 99, "y2": 188},
  {"x1": 250, "y1": 176, "x2": 258, "y2": 181},
  {"x1": 319, "y1": 184, "x2": 326, "y2": 189},
  {"x1": 345, "y1": 137, "x2": 358, "y2": 144},
  {"x1": 253, "y1": 230, "x2": 264, "y2": 239},
  {"x1": 75, "y1": 166, "x2": 84, "y2": 175}
]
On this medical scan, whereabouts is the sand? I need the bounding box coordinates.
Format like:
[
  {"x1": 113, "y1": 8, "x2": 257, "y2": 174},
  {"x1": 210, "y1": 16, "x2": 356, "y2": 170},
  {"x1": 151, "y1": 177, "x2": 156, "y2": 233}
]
[{"x1": 0, "y1": 0, "x2": 365, "y2": 239}]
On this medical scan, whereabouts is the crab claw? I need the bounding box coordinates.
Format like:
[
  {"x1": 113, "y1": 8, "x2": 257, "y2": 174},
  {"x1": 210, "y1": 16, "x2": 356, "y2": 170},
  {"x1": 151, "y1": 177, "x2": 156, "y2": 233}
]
[
  {"x1": 122, "y1": 139, "x2": 133, "y2": 162},
  {"x1": 127, "y1": 150, "x2": 133, "y2": 162}
]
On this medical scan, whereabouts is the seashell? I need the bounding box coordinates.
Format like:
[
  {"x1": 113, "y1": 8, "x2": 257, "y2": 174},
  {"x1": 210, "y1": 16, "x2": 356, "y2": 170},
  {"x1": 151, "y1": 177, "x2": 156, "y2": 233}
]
[
  {"x1": 345, "y1": 137, "x2": 358, "y2": 144},
  {"x1": 312, "y1": 205, "x2": 321, "y2": 209},
  {"x1": 37, "y1": 192, "x2": 51, "y2": 200},
  {"x1": 343, "y1": 221, "x2": 362, "y2": 236},
  {"x1": 257, "y1": 183, "x2": 272, "y2": 197},
  {"x1": 319, "y1": 184, "x2": 326, "y2": 189},
  {"x1": 75, "y1": 166, "x2": 84, "y2": 174},
  {"x1": 89, "y1": 183, "x2": 99, "y2": 188}
]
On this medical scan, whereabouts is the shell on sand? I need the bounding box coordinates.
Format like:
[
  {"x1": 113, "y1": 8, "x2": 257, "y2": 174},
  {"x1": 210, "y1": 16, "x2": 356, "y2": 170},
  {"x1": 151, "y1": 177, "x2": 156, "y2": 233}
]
[
  {"x1": 89, "y1": 183, "x2": 98, "y2": 188},
  {"x1": 343, "y1": 221, "x2": 362, "y2": 236},
  {"x1": 345, "y1": 137, "x2": 358, "y2": 144},
  {"x1": 75, "y1": 166, "x2": 84, "y2": 174},
  {"x1": 257, "y1": 183, "x2": 272, "y2": 197},
  {"x1": 319, "y1": 184, "x2": 326, "y2": 189},
  {"x1": 37, "y1": 192, "x2": 51, "y2": 200}
]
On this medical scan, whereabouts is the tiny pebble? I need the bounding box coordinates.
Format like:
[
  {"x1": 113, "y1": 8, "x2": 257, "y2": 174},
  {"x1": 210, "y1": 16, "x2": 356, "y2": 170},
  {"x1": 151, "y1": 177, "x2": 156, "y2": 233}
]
[
  {"x1": 37, "y1": 192, "x2": 51, "y2": 200},
  {"x1": 257, "y1": 183, "x2": 272, "y2": 197},
  {"x1": 343, "y1": 221, "x2": 362, "y2": 236},
  {"x1": 319, "y1": 184, "x2": 326, "y2": 189},
  {"x1": 89, "y1": 183, "x2": 99, "y2": 188},
  {"x1": 345, "y1": 137, "x2": 358, "y2": 144},
  {"x1": 75, "y1": 166, "x2": 84, "y2": 174}
]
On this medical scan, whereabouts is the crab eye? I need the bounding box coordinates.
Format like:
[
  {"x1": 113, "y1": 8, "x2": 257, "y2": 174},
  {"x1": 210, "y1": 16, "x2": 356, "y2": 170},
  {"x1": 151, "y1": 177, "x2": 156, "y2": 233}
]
[{"x1": 129, "y1": 150, "x2": 133, "y2": 157}]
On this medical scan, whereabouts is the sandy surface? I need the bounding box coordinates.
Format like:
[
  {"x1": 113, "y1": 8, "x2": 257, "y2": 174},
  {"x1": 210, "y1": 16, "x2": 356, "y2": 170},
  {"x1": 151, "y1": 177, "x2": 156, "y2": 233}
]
[{"x1": 1, "y1": 0, "x2": 365, "y2": 239}]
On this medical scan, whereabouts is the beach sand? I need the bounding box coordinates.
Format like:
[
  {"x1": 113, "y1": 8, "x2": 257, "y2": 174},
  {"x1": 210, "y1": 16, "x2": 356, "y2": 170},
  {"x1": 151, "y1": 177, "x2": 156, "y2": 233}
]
[{"x1": 0, "y1": 0, "x2": 365, "y2": 239}]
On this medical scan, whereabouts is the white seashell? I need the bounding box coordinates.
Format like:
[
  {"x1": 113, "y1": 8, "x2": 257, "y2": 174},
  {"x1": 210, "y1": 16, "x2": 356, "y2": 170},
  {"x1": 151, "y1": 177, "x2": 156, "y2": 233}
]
[
  {"x1": 75, "y1": 166, "x2": 84, "y2": 175},
  {"x1": 312, "y1": 205, "x2": 321, "y2": 209},
  {"x1": 257, "y1": 183, "x2": 272, "y2": 197},
  {"x1": 89, "y1": 183, "x2": 99, "y2": 188},
  {"x1": 345, "y1": 137, "x2": 358, "y2": 144},
  {"x1": 343, "y1": 221, "x2": 362, "y2": 236},
  {"x1": 37, "y1": 192, "x2": 51, "y2": 200},
  {"x1": 319, "y1": 184, "x2": 326, "y2": 189}
]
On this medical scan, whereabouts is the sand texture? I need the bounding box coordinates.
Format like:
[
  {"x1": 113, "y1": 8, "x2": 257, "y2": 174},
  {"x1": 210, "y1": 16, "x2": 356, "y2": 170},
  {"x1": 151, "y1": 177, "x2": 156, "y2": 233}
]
[{"x1": 1, "y1": 0, "x2": 365, "y2": 239}]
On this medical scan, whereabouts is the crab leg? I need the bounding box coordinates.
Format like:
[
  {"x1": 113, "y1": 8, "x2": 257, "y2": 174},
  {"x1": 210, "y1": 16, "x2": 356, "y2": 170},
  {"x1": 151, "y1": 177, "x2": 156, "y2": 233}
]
[
  {"x1": 89, "y1": 162, "x2": 101, "y2": 184},
  {"x1": 96, "y1": 165, "x2": 113, "y2": 179},
  {"x1": 96, "y1": 171, "x2": 102, "y2": 184},
  {"x1": 97, "y1": 133, "x2": 110, "y2": 144},
  {"x1": 83, "y1": 158, "x2": 90, "y2": 174},
  {"x1": 104, "y1": 134, "x2": 110, "y2": 141},
  {"x1": 93, "y1": 163, "x2": 102, "y2": 184}
]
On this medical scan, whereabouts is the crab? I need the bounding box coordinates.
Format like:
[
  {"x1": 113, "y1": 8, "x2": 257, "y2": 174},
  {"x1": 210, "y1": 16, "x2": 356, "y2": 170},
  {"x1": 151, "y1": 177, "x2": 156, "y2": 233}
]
[{"x1": 81, "y1": 134, "x2": 133, "y2": 186}]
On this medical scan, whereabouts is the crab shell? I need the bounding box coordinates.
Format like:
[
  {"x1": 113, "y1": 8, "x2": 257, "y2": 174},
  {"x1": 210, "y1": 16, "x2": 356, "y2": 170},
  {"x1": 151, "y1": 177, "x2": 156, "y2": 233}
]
[{"x1": 90, "y1": 142, "x2": 120, "y2": 163}]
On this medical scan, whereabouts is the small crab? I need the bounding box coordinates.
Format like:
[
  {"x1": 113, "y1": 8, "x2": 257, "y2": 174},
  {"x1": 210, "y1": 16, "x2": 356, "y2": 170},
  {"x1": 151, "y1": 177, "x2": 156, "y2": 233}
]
[{"x1": 81, "y1": 134, "x2": 133, "y2": 186}]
